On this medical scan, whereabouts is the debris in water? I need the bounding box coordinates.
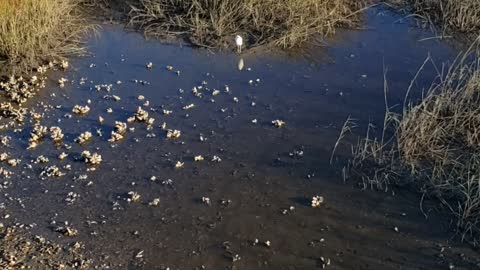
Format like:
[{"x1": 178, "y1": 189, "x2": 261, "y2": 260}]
[
  {"x1": 54, "y1": 226, "x2": 78, "y2": 237},
  {"x1": 149, "y1": 198, "x2": 160, "y2": 207},
  {"x1": 60, "y1": 60, "x2": 69, "y2": 70},
  {"x1": 183, "y1": 104, "x2": 195, "y2": 110},
  {"x1": 49, "y1": 126, "x2": 64, "y2": 142},
  {"x1": 202, "y1": 197, "x2": 211, "y2": 205},
  {"x1": 58, "y1": 152, "x2": 68, "y2": 160},
  {"x1": 127, "y1": 191, "x2": 141, "y2": 203},
  {"x1": 72, "y1": 105, "x2": 90, "y2": 115},
  {"x1": 75, "y1": 131, "x2": 93, "y2": 144},
  {"x1": 311, "y1": 196, "x2": 324, "y2": 208},
  {"x1": 175, "y1": 161, "x2": 184, "y2": 169},
  {"x1": 166, "y1": 129, "x2": 181, "y2": 139},
  {"x1": 82, "y1": 151, "x2": 102, "y2": 166},
  {"x1": 58, "y1": 77, "x2": 68, "y2": 88},
  {"x1": 272, "y1": 119, "x2": 286, "y2": 128}
]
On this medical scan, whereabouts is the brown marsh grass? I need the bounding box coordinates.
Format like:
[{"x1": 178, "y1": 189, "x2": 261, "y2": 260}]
[
  {"x1": 0, "y1": 0, "x2": 94, "y2": 73},
  {"x1": 336, "y1": 41, "x2": 480, "y2": 244},
  {"x1": 403, "y1": 0, "x2": 480, "y2": 36},
  {"x1": 128, "y1": 0, "x2": 366, "y2": 49}
]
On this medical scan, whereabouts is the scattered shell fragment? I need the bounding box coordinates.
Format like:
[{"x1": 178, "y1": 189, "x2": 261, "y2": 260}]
[
  {"x1": 127, "y1": 191, "x2": 141, "y2": 203},
  {"x1": 0, "y1": 153, "x2": 9, "y2": 161},
  {"x1": 135, "y1": 250, "x2": 144, "y2": 259},
  {"x1": 0, "y1": 167, "x2": 13, "y2": 178},
  {"x1": 75, "y1": 131, "x2": 92, "y2": 144},
  {"x1": 166, "y1": 129, "x2": 181, "y2": 139},
  {"x1": 36, "y1": 155, "x2": 49, "y2": 163},
  {"x1": 108, "y1": 131, "x2": 124, "y2": 142},
  {"x1": 49, "y1": 126, "x2": 64, "y2": 142},
  {"x1": 60, "y1": 60, "x2": 69, "y2": 70},
  {"x1": 58, "y1": 152, "x2": 68, "y2": 160},
  {"x1": 202, "y1": 197, "x2": 211, "y2": 205},
  {"x1": 149, "y1": 198, "x2": 160, "y2": 207},
  {"x1": 27, "y1": 125, "x2": 48, "y2": 149},
  {"x1": 82, "y1": 151, "x2": 102, "y2": 165},
  {"x1": 7, "y1": 159, "x2": 20, "y2": 167},
  {"x1": 183, "y1": 104, "x2": 195, "y2": 110},
  {"x1": 40, "y1": 165, "x2": 65, "y2": 177},
  {"x1": 72, "y1": 105, "x2": 90, "y2": 115},
  {"x1": 115, "y1": 121, "x2": 127, "y2": 134},
  {"x1": 55, "y1": 226, "x2": 78, "y2": 237},
  {"x1": 311, "y1": 196, "x2": 324, "y2": 208},
  {"x1": 58, "y1": 77, "x2": 68, "y2": 88},
  {"x1": 134, "y1": 107, "x2": 149, "y2": 122},
  {"x1": 272, "y1": 119, "x2": 286, "y2": 128},
  {"x1": 175, "y1": 161, "x2": 184, "y2": 169},
  {"x1": 194, "y1": 155, "x2": 204, "y2": 162}
]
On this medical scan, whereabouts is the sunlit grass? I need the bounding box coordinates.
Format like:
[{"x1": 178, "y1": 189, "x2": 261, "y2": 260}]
[
  {"x1": 337, "y1": 41, "x2": 480, "y2": 242},
  {"x1": 128, "y1": 0, "x2": 365, "y2": 49},
  {"x1": 406, "y1": 0, "x2": 480, "y2": 35},
  {"x1": 0, "y1": 0, "x2": 94, "y2": 73}
]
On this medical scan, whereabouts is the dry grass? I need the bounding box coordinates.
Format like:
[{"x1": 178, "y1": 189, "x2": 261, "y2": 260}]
[
  {"x1": 128, "y1": 0, "x2": 365, "y2": 49},
  {"x1": 336, "y1": 42, "x2": 480, "y2": 243},
  {"x1": 404, "y1": 0, "x2": 480, "y2": 36},
  {"x1": 0, "y1": 0, "x2": 94, "y2": 73}
]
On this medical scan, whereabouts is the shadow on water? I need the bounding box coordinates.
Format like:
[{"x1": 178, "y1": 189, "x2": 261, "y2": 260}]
[{"x1": 2, "y1": 5, "x2": 479, "y2": 270}]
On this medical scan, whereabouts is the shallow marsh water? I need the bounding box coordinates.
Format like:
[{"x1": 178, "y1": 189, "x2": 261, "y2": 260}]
[{"x1": 1, "y1": 7, "x2": 479, "y2": 270}]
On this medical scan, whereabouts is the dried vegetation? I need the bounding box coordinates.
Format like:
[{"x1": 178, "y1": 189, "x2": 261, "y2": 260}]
[
  {"x1": 390, "y1": 0, "x2": 480, "y2": 37},
  {"x1": 128, "y1": 0, "x2": 366, "y2": 49},
  {"x1": 0, "y1": 0, "x2": 94, "y2": 73},
  {"x1": 336, "y1": 43, "x2": 480, "y2": 244}
]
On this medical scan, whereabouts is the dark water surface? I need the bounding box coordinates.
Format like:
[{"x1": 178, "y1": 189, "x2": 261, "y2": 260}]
[{"x1": 2, "y1": 7, "x2": 478, "y2": 270}]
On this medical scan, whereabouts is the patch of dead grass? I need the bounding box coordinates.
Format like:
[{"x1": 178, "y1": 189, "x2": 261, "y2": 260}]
[
  {"x1": 336, "y1": 41, "x2": 480, "y2": 244},
  {"x1": 128, "y1": 0, "x2": 366, "y2": 49},
  {"x1": 0, "y1": 0, "x2": 94, "y2": 73},
  {"x1": 396, "y1": 0, "x2": 480, "y2": 37}
]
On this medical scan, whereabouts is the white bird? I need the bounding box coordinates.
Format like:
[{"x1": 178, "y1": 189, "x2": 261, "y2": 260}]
[{"x1": 235, "y1": 35, "x2": 243, "y2": 54}]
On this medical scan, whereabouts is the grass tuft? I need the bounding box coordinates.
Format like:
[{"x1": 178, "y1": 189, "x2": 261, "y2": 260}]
[
  {"x1": 336, "y1": 41, "x2": 480, "y2": 243},
  {"x1": 402, "y1": 0, "x2": 480, "y2": 36},
  {"x1": 0, "y1": 0, "x2": 94, "y2": 73},
  {"x1": 128, "y1": 0, "x2": 365, "y2": 49}
]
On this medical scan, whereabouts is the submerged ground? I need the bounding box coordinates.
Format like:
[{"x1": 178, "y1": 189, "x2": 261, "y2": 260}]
[{"x1": 1, "y1": 7, "x2": 479, "y2": 270}]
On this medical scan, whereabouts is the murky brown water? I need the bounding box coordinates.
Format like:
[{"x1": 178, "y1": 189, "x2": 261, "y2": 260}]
[{"x1": 1, "y1": 7, "x2": 479, "y2": 270}]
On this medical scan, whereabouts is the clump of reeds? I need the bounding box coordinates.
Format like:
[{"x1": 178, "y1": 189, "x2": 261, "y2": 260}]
[
  {"x1": 336, "y1": 42, "x2": 480, "y2": 243},
  {"x1": 406, "y1": 0, "x2": 480, "y2": 35},
  {"x1": 128, "y1": 0, "x2": 364, "y2": 49},
  {"x1": 0, "y1": 0, "x2": 93, "y2": 72}
]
